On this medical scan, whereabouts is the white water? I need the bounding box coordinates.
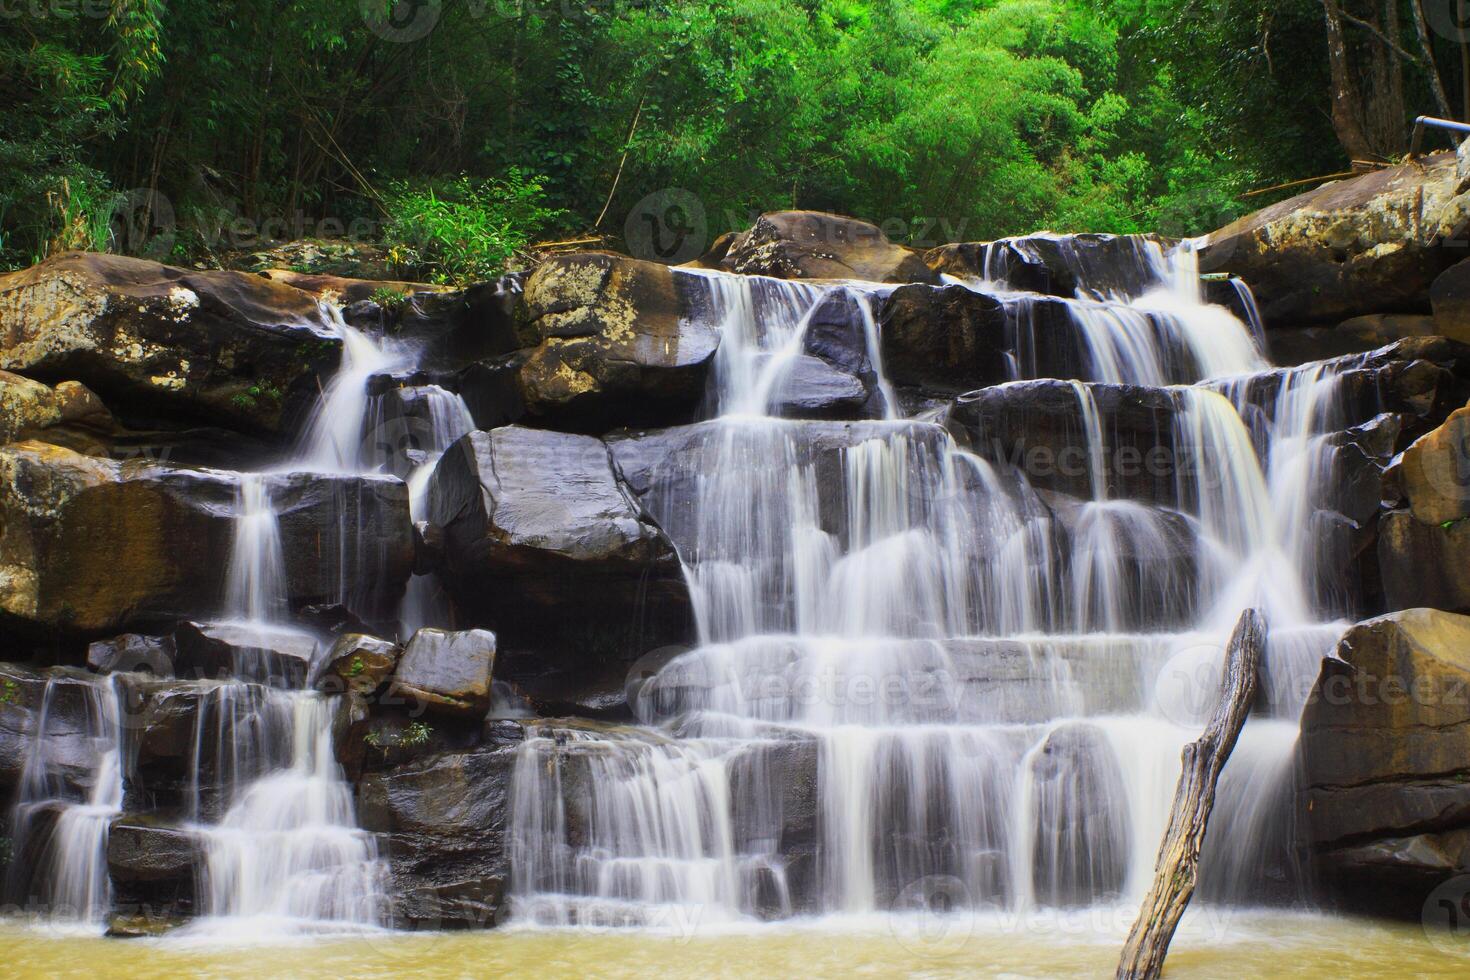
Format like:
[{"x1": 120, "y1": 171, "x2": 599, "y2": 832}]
[
  {"x1": 180, "y1": 314, "x2": 399, "y2": 939},
  {"x1": 510, "y1": 239, "x2": 1353, "y2": 926},
  {"x1": 5, "y1": 674, "x2": 125, "y2": 929}
]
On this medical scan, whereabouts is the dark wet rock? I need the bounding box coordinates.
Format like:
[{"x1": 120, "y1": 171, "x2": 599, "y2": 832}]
[
  {"x1": 356, "y1": 737, "x2": 524, "y2": 929},
  {"x1": 1300, "y1": 609, "x2": 1470, "y2": 917},
  {"x1": 719, "y1": 211, "x2": 938, "y2": 285},
  {"x1": 173, "y1": 621, "x2": 319, "y2": 687},
  {"x1": 877, "y1": 284, "x2": 1010, "y2": 393},
  {"x1": 0, "y1": 444, "x2": 412, "y2": 637},
  {"x1": 0, "y1": 664, "x2": 102, "y2": 801},
  {"x1": 925, "y1": 233, "x2": 1169, "y2": 298},
  {"x1": 1432, "y1": 257, "x2": 1470, "y2": 344},
  {"x1": 513, "y1": 253, "x2": 719, "y2": 430},
  {"x1": 86, "y1": 633, "x2": 175, "y2": 676},
  {"x1": 314, "y1": 633, "x2": 401, "y2": 696},
  {"x1": 762, "y1": 354, "x2": 869, "y2": 418},
  {"x1": 947, "y1": 380, "x2": 1182, "y2": 505},
  {"x1": 0, "y1": 251, "x2": 340, "y2": 437},
  {"x1": 1377, "y1": 512, "x2": 1470, "y2": 614},
  {"x1": 389, "y1": 628, "x2": 495, "y2": 720},
  {"x1": 1027, "y1": 722, "x2": 1128, "y2": 906},
  {"x1": 429, "y1": 426, "x2": 691, "y2": 712},
  {"x1": 293, "y1": 602, "x2": 375, "y2": 640},
  {"x1": 1201, "y1": 154, "x2": 1470, "y2": 326},
  {"x1": 728, "y1": 737, "x2": 820, "y2": 915},
  {"x1": 107, "y1": 815, "x2": 199, "y2": 913},
  {"x1": 270, "y1": 471, "x2": 415, "y2": 622}
]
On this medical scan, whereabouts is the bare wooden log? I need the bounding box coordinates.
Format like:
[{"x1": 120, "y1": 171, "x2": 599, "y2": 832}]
[{"x1": 1116, "y1": 608, "x2": 1266, "y2": 980}]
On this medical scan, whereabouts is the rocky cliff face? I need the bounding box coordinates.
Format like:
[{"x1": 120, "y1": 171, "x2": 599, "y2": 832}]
[{"x1": 1, "y1": 203, "x2": 1469, "y2": 933}]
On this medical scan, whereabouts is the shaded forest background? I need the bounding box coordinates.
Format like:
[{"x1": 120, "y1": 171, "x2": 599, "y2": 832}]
[{"x1": 3, "y1": 0, "x2": 1467, "y2": 279}]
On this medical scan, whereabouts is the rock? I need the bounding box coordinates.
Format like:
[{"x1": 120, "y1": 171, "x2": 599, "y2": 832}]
[
  {"x1": 1300, "y1": 609, "x2": 1470, "y2": 916},
  {"x1": 269, "y1": 471, "x2": 415, "y2": 622},
  {"x1": 86, "y1": 633, "x2": 175, "y2": 676},
  {"x1": 925, "y1": 233, "x2": 1169, "y2": 298},
  {"x1": 356, "y1": 737, "x2": 523, "y2": 928},
  {"x1": 1201, "y1": 153, "x2": 1470, "y2": 326},
  {"x1": 1394, "y1": 402, "x2": 1470, "y2": 525},
  {"x1": 0, "y1": 371, "x2": 114, "y2": 454},
  {"x1": 174, "y1": 621, "x2": 319, "y2": 687},
  {"x1": 0, "y1": 664, "x2": 105, "y2": 801},
  {"x1": 1377, "y1": 511, "x2": 1470, "y2": 614},
  {"x1": 389, "y1": 628, "x2": 496, "y2": 720},
  {"x1": 514, "y1": 253, "x2": 719, "y2": 429},
  {"x1": 428, "y1": 426, "x2": 691, "y2": 711},
  {"x1": 107, "y1": 815, "x2": 199, "y2": 887},
  {"x1": 719, "y1": 211, "x2": 938, "y2": 284},
  {"x1": 315, "y1": 633, "x2": 402, "y2": 696},
  {"x1": 0, "y1": 251, "x2": 340, "y2": 437},
  {"x1": 946, "y1": 380, "x2": 1183, "y2": 505},
  {"x1": 759, "y1": 354, "x2": 869, "y2": 418},
  {"x1": 224, "y1": 238, "x2": 400, "y2": 280},
  {"x1": 877, "y1": 284, "x2": 1010, "y2": 393},
  {"x1": 1027, "y1": 723, "x2": 1129, "y2": 906},
  {"x1": 104, "y1": 912, "x2": 187, "y2": 938},
  {"x1": 1433, "y1": 258, "x2": 1470, "y2": 344},
  {"x1": 260, "y1": 269, "x2": 445, "y2": 305},
  {"x1": 0, "y1": 443, "x2": 413, "y2": 636}
]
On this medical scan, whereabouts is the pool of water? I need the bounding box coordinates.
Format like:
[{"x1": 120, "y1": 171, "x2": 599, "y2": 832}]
[{"x1": 1, "y1": 909, "x2": 1464, "y2": 979}]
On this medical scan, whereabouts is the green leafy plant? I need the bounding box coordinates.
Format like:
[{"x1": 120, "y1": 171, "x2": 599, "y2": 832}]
[{"x1": 382, "y1": 170, "x2": 563, "y2": 285}]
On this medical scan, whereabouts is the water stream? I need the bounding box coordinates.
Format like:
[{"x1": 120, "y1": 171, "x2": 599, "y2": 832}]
[{"x1": 509, "y1": 240, "x2": 1353, "y2": 927}]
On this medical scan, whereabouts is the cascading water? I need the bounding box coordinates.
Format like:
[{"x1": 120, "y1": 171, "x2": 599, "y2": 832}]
[
  {"x1": 173, "y1": 313, "x2": 407, "y2": 939},
  {"x1": 510, "y1": 238, "x2": 1355, "y2": 928},
  {"x1": 5, "y1": 674, "x2": 126, "y2": 929}
]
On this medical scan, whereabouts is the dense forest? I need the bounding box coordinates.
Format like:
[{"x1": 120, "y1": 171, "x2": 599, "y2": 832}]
[{"x1": 2, "y1": 0, "x2": 1465, "y2": 279}]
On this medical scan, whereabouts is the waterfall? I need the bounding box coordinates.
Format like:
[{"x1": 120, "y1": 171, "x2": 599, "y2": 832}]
[
  {"x1": 394, "y1": 385, "x2": 476, "y2": 637},
  {"x1": 175, "y1": 310, "x2": 398, "y2": 938},
  {"x1": 5, "y1": 674, "x2": 126, "y2": 930},
  {"x1": 510, "y1": 239, "x2": 1352, "y2": 924}
]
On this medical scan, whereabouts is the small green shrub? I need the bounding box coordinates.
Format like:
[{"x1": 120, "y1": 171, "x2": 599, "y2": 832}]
[{"x1": 381, "y1": 170, "x2": 563, "y2": 285}]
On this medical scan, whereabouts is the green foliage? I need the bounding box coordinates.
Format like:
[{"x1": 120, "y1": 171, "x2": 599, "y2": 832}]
[
  {"x1": 0, "y1": 679, "x2": 20, "y2": 706},
  {"x1": 0, "y1": 0, "x2": 1365, "y2": 271},
  {"x1": 382, "y1": 172, "x2": 563, "y2": 284}
]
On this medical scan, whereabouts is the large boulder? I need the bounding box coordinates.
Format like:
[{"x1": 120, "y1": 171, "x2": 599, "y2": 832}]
[
  {"x1": 1393, "y1": 401, "x2": 1470, "y2": 525},
  {"x1": 1431, "y1": 258, "x2": 1470, "y2": 344},
  {"x1": 1377, "y1": 512, "x2": 1470, "y2": 614},
  {"x1": 173, "y1": 621, "x2": 319, "y2": 687},
  {"x1": 0, "y1": 442, "x2": 412, "y2": 637},
  {"x1": 1300, "y1": 609, "x2": 1470, "y2": 917},
  {"x1": 0, "y1": 664, "x2": 106, "y2": 803},
  {"x1": 106, "y1": 815, "x2": 200, "y2": 915},
  {"x1": 389, "y1": 628, "x2": 496, "y2": 720},
  {"x1": 428, "y1": 426, "x2": 691, "y2": 713},
  {"x1": 1201, "y1": 153, "x2": 1470, "y2": 326},
  {"x1": 513, "y1": 253, "x2": 719, "y2": 430},
  {"x1": 925, "y1": 233, "x2": 1169, "y2": 299},
  {"x1": 86, "y1": 633, "x2": 176, "y2": 676},
  {"x1": 314, "y1": 632, "x2": 402, "y2": 696},
  {"x1": 0, "y1": 252, "x2": 341, "y2": 436},
  {"x1": 356, "y1": 726, "x2": 525, "y2": 929},
  {"x1": 0, "y1": 371, "x2": 114, "y2": 454},
  {"x1": 877, "y1": 284, "x2": 1011, "y2": 393},
  {"x1": 715, "y1": 211, "x2": 939, "y2": 285}
]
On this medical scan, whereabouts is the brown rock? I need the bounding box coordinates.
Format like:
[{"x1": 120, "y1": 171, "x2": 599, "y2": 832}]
[
  {"x1": 0, "y1": 251, "x2": 340, "y2": 436},
  {"x1": 390, "y1": 628, "x2": 496, "y2": 719},
  {"x1": 720, "y1": 211, "x2": 938, "y2": 284},
  {"x1": 315, "y1": 632, "x2": 402, "y2": 695}
]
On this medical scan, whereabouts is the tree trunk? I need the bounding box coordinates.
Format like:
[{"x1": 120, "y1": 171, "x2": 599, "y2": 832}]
[
  {"x1": 1321, "y1": 0, "x2": 1376, "y2": 160},
  {"x1": 1116, "y1": 609, "x2": 1267, "y2": 980},
  {"x1": 1411, "y1": 0, "x2": 1456, "y2": 119}
]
